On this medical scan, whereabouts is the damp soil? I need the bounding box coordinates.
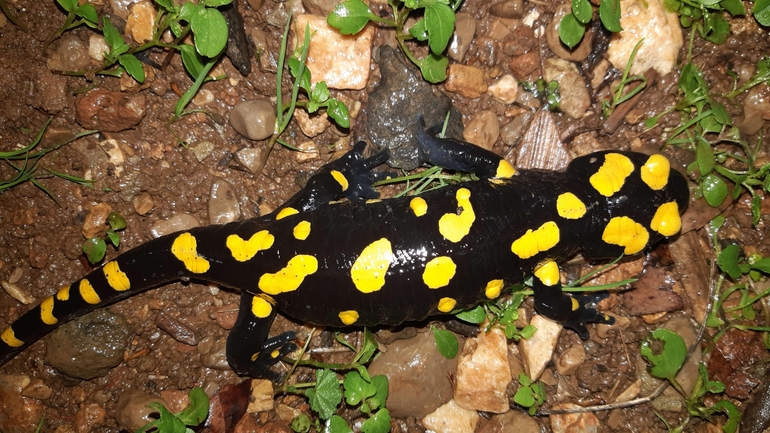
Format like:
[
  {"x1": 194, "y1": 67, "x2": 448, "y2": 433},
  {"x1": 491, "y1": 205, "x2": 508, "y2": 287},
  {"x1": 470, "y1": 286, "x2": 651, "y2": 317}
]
[{"x1": 0, "y1": 0, "x2": 769, "y2": 432}]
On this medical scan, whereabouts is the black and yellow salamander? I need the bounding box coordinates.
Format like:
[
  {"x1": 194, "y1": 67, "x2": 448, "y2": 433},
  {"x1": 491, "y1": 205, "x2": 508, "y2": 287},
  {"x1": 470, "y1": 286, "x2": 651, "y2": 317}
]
[{"x1": 0, "y1": 125, "x2": 689, "y2": 380}]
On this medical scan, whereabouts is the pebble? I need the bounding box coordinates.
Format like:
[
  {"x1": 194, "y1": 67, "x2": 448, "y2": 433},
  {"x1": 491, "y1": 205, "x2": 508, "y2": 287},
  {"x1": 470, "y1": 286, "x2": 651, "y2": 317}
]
[
  {"x1": 519, "y1": 315, "x2": 562, "y2": 381},
  {"x1": 82, "y1": 203, "x2": 113, "y2": 239},
  {"x1": 149, "y1": 213, "x2": 201, "y2": 238},
  {"x1": 229, "y1": 99, "x2": 276, "y2": 141},
  {"x1": 125, "y1": 1, "x2": 156, "y2": 43},
  {"x1": 499, "y1": 112, "x2": 532, "y2": 146},
  {"x1": 247, "y1": 379, "x2": 274, "y2": 413},
  {"x1": 47, "y1": 34, "x2": 90, "y2": 72},
  {"x1": 508, "y1": 52, "x2": 540, "y2": 81},
  {"x1": 462, "y1": 110, "x2": 499, "y2": 150},
  {"x1": 75, "y1": 89, "x2": 147, "y2": 132},
  {"x1": 487, "y1": 74, "x2": 519, "y2": 104},
  {"x1": 2, "y1": 280, "x2": 34, "y2": 304},
  {"x1": 188, "y1": 141, "x2": 215, "y2": 162},
  {"x1": 294, "y1": 141, "x2": 320, "y2": 163},
  {"x1": 293, "y1": 14, "x2": 374, "y2": 90},
  {"x1": 555, "y1": 344, "x2": 586, "y2": 375},
  {"x1": 543, "y1": 58, "x2": 591, "y2": 119},
  {"x1": 445, "y1": 64, "x2": 488, "y2": 99},
  {"x1": 294, "y1": 109, "x2": 330, "y2": 138},
  {"x1": 550, "y1": 405, "x2": 601, "y2": 433},
  {"x1": 234, "y1": 146, "x2": 270, "y2": 175},
  {"x1": 0, "y1": 374, "x2": 45, "y2": 433},
  {"x1": 88, "y1": 34, "x2": 110, "y2": 62},
  {"x1": 132, "y1": 192, "x2": 154, "y2": 215},
  {"x1": 449, "y1": 13, "x2": 476, "y2": 61},
  {"x1": 20, "y1": 379, "x2": 53, "y2": 400},
  {"x1": 8, "y1": 267, "x2": 23, "y2": 284},
  {"x1": 422, "y1": 399, "x2": 479, "y2": 433},
  {"x1": 154, "y1": 312, "x2": 199, "y2": 346},
  {"x1": 208, "y1": 178, "x2": 241, "y2": 224},
  {"x1": 454, "y1": 328, "x2": 512, "y2": 413},
  {"x1": 116, "y1": 390, "x2": 169, "y2": 432},
  {"x1": 75, "y1": 403, "x2": 106, "y2": 433},
  {"x1": 546, "y1": 5, "x2": 593, "y2": 62},
  {"x1": 198, "y1": 337, "x2": 230, "y2": 370},
  {"x1": 478, "y1": 411, "x2": 541, "y2": 433},
  {"x1": 489, "y1": 0, "x2": 525, "y2": 18},
  {"x1": 607, "y1": 0, "x2": 682, "y2": 76},
  {"x1": 99, "y1": 139, "x2": 126, "y2": 177},
  {"x1": 737, "y1": 83, "x2": 770, "y2": 135}
]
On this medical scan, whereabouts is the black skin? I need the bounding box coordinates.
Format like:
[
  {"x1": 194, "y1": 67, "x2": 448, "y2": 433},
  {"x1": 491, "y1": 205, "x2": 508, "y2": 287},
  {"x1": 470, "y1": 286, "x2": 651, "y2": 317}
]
[{"x1": 0, "y1": 123, "x2": 689, "y2": 381}]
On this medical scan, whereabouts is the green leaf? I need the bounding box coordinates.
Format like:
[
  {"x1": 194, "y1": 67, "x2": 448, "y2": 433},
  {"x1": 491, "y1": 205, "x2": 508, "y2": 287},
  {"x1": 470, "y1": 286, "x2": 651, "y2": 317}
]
[
  {"x1": 695, "y1": 140, "x2": 714, "y2": 177},
  {"x1": 720, "y1": 0, "x2": 746, "y2": 15},
  {"x1": 119, "y1": 54, "x2": 145, "y2": 83},
  {"x1": 309, "y1": 369, "x2": 343, "y2": 420},
  {"x1": 75, "y1": 4, "x2": 98, "y2": 24},
  {"x1": 327, "y1": 415, "x2": 353, "y2": 433},
  {"x1": 558, "y1": 13, "x2": 586, "y2": 49},
  {"x1": 519, "y1": 324, "x2": 537, "y2": 339},
  {"x1": 147, "y1": 402, "x2": 187, "y2": 433},
  {"x1": 717, "y1": 244, "x2": 743, "y2": 279},
  {"x1": 57, "y1": 0, "x2": 78, "y2": 12},
  {"x1": 327, "y1": 0, "x2": 377, "y2": 35},
  {"x1": 83, "y1": 238, "x2": 107, "y2": 264},
  {"x1": 751, "y1": 194, "x2": 762, "y2": 226},
  {"x1": 424, "y1": 2, "x2": 456, "y2": 55},
  {"x1": 754, "y1": 0, "x2": 770, "y2": 25},
  {"x1": 431, "y1": 326, "x2": 459, "y2": 359},
  {"x1": 418, "y1": 53, "x2": 448, "y2": 83},
  {"x1": 361, "y1": 409, "x2": 391, "y2": 433},
  {"x1": 409, "y1": 18, "x2": 429, "y2": 41},
  {"x1": 355, "y1": 328, "x2": 378, "y2": 364},
  {"x1": 190, "y1": 7, "x2": 229, "y2": 57},
  {"x1": 180, "y1": 44, "x2": 206, "y2": 77},
  {"x1": 572, "y1": 0, "x2": 593, "y2": 24},
  {"x1": 599, "y1": 0, "x2": 623, "y2": 32},
  {"x1": 702, "y1": 11, "x2": 730, "y2": 44},
  {"x1": 326, "y1": 99, "x2": 350, "y2": 129},
  {"x1": 107, "y1": 212, "x2": 127, "y2": 231},
  {"x1": 454, "y1": 305, "x2": 486, "y2": 324},
  {"x1": 204, "y1": 0, "x2": 233, "y2": 6},
  {"x1": 102, "y1": 18, "x2": 129, "y2": 56},
  {"x1": 751, "y1": 257, "x2": 770, "y2": 274},
  {"x1": 367, "y1": 375, "x2": 389, "y2": 411},
  {"x1": 179, "y1": 2, "x2": 198, "y2": 21},
  {"x1": 663, "y1": 0, "x2": 681, "y2": 12},
  {"x1": 106, "y1": 231, "x2": 120, "y2": 247},
  {"x1": 288, "y1": 58, "x2": 312, "y2": 93},
  {"x1": 701, "y1": 173, "x2": 728, "y2": 207},
  {"x1": 177, "y1": 388, "x2": 210, "y2": 426},
  {"x1": 155, "y1": 0, "x2": 176, "y2": 12},
  {"x1": 343, "y1": 371, "x2": 376, "y2": 406},
  {"x1": 291, "y1": 414, "x2": 312, "y2": 433},
  {"x1": 640, "y1": 328, "x2": 687, "y2": 382}
]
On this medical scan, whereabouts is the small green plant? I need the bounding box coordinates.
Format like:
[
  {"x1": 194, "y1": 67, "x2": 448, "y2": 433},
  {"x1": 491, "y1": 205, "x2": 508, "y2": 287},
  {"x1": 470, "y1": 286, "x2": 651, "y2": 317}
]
[
  {"x1": 663, "y1": 0, "x2": 745, "y2": 45},
  {"x1": 641, "y1": 329, "x2": 740, "y2": 433},
  {"x1": 327, "y1": 0, "x2": 462, "y2": 83},
  {"x1": 82, "y1": 212, "x2": 127, "y2": 264},
  {"x1": 560, "y1": 0, "x2": 622, "y2": 49},
  {"x1": 513, "y1": 372, "x2": 547, "y2": 415},
  {"x1": 602, "y1": 39, "x2": 647, "y2": 117},
  {"x1": 520, "y1": 79, "x2": 561, "y2": 111},
  {"x1": 726, "y1": 56, "x2": 770, "y2": 99},
  {"x1": 135, "y1": 387, "x2": 210, "y2": 433}
]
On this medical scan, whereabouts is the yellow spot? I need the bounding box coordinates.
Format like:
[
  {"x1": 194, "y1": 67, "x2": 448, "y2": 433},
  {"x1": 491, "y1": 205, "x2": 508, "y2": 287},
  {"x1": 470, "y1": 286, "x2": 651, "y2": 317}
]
[
  {"x1": 534, "y1": 260, "x2": 560, "y2": 287},
  {"x1": 1, "y1": 327, "x2": 23, "y2": 348},
  {"x1": 571, "y1": 298, "x2": 580, "y2": 311},
  {"x1": 251, "y1": 296, "x2": 273, "y2": 319},
  {"x1": 40, "y1": 296, "x2": 57, "y2": 325},
  {"x1": 423, "y1": 256, "x2": 457, "y2": 289},
  {"x1": 293, "y1": 221, "x2": 311, "y2": 240},
  {"x1": 495, "y1": 160, "x2": 516, "y2": 179},
  {"x1": 227, "y1": 231, "x2": 275, "y2": 262},
  {"x1": 556, "y1": 192, "x2": 586, "y2": 219},
  {"x1": 438, "y1": 188, "x2": 475, "y2": 243},
  {"x1": 351, "y1": 238, "x2": 393, "y2": 293},
  {"x1": 331, "y1": 170, "x2": 349, "y2": 191},
  {"x1": 641, "y1": 154, "x2": 670, "y2": 190},
  {"x1": 602, "y1": 216, "x2": 650, "y2": 255},
  {"x1": 258, "y1": 255, "x2": 319, "y2": 295},
  {"x1": 79, "y1": 279, "x2": 101, "y2": 305},
  {"x1": 650, "y1": 201, "x2": 682, "y2": 236},
  {"x1": 590, "y1": 153, "x2": 635, "y2": 197},
  {"x1": 271, "y1": 350, "x2": 280, "y2": 358},
  {"x1": 366, "y1": 199, "x2": 382, "y2": 204},
  {"x1": 171, "y1": 233, "x2": 210, "y2": 274},
  {"x1": 511, "y1": 221, "x2": 560, "y2": 259},
  {"x1": 339, "y1": 310, "x2": 359, "y2": 325},
  {"x1": 485, "y1": 279, "x2": 504, "y2": 299},
  {"x1": 276, "y1": 207, "x2": 299, "y2": 220},
  {"x1": 437, "y1": 297, "x2": 457, "y2": 313},
  {"x1": 103, "y1": 261, "x2": 130, "y2": 292},
  {"x1": 56, "y1": 285, "x2": 70, "y2": 301},
  {"x1": 410, "y1": 197, "x2": 428, "y2": 217}
]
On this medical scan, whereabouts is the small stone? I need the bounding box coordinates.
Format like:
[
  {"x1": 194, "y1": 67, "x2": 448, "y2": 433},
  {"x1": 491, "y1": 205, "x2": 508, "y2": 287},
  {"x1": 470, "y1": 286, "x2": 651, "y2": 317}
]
[
  {"x1": 454, "y1": 328, "x2": 512, "y2": 413},
  {"x1": 608, "y1": 0, "x2": 682, "y2": 76},
  {"x1": 247, "y1": 379, "x2": 274, "y2": 413},
  {"x1": 88, "y1": 34, "x2": 110, "y2": 62},
  {"x1": 229, "y1": 99, "x2": 276, "y2": 141},
  {"x1": 116, "y1": 390, "x2": 169, "y2": 432},
  {"x1": 294, "y1": 141, "x2": 320, "y2": 163},
  {"x1": 208, "y1": 178, "x2": 241, "y2": 225},
  {"x1": 132, "y1": 192, "x2": 154, "y2": 215},
  {"x1": 519, "y1": 315, "x2": 562, "y2": 381},
  {"x1": 199, "y1": 337, "x2": 230, "y2": 370},
  {"x1": 294, "y1": 109, "x2": 330, "y2": 138},
  {"x1": 2, "y1": 280, "x2": 34, "y2": 304},
  {"x1": 234, "y1": 146, "x2": 270, "y2": 175},
  {"x1": 125, "y1": 1, "x2": 156, "y2": 43},
  {"x1": 76, "y1": 89, "x2": 147, "y2": 132},
  {"x1": 449, "y1": 13, "x2": 475, "y2": 61},
  {"x1": 293, "y1": 14, "x2": 375, "y2": 90},
  {"x1": 75, "y1": 403, "x2": 106, "y2": 433},
  {"x1": 8, "y1": 267, "x2": 23, "y2": 284},
  {"x1": 614, "y1": 379, "x2": 642, "y2": 403},
  {"x1": 422, "y1": 399, "x2": 479, "y2": 433},
  {"x1": 149, "y1": 213, "x2": 201, "y2": 238},
  {"x1": 463, "y1": 110, "x2": 499, "y2": 150},
  {"x1": 192, "y1": 88, "x2": 215, "y2": 107},
  {"x1": 445, "y1": 64, "x2": 488, "y2": 99},
  {"x1": 82, "y1": 203, "x2": 113, "y2": 239},
  {"x1": 188, "y1": 141, "x2": 215, "y2": 162},
  {"x1": 555, "y1": 345, "x2": 586, "y2": 376},
  {"x1": 490, "y1": 0, "x2": 525, "y2": 18},
  {"x1": 21, "y1": 379, "x2": 53, "y2": 400},
  {"x1": 487, "y1": 74, "x2": 519, "y2": 104},
  {"x1": 509, "y1": 52, "x2": 540, "y2": 80},
  {"x1": 544, "y1": 58, "x2": 590, "y2": 119},
  {"x1": 550, "y1": 405, "x2": 601, "y2": 433},
  {"x1": 0, "y1": 374, "x2": 44, "y2": 433},
  {"x1": 47, "y1": 34, "x2": 91, "y2": 72},
  {"x1": 99, "y1": 139, "x2": 126, "y2": 177}
]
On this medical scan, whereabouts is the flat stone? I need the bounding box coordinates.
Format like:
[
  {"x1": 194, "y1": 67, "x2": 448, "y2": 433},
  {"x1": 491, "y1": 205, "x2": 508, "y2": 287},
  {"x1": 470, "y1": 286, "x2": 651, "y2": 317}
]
[
  {"x1": 543, "y1": 58, "x2": 590, "y2": 119},
  {"x1": 125, "y1": 1, "x2": 156, "y2": 43},
  {"x1": 445, "y1": 64, "x2": 488, "y2": 99},
  {"x1": 463, "y1": 110, "x2": 499, "y2": 150},
  {"x1": 454, "y1": 328, "x2": 512, "y2": 413},
  {"x1": 519, "y1": 314, "x2": 562, "y2": 381},
  {"x1": 509, "y1": 52, "x2": 540, "y2": 80},
  {"x1": 550, "y1": 404, "x2": 601, "y2": 433},
  {"x1": 229, "y1": 99, "x2": 276, "y2": 141},
  {"x1": 293, "y1": 14, "x2": 374, "y2": 90},
  {"x1": 149, "y1": 213, "x2": 201, "y2": 238},
  {"x1": 422, "y1": 399, "x2": 479, "y2": 433},
  {"x1": 76, "y1": 89, "x2": 147, "y2": 132},
  {"x1": 208, "y1": 178, "x2": 241, "y2": 225},
  {"x1": 449, "y1": 13, "x2": 476, "y2": 61}
]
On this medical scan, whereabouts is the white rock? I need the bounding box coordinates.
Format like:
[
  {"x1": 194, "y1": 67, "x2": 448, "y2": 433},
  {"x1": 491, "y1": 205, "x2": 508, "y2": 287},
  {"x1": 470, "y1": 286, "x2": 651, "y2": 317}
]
[
  {"x1": 88, "y1": 35, "x2": 110, "y2": 62},
  {"x1": 247, "y1": 379, "x2": 274, "y2": 413},
  {"x1": 294, "y1": 141, "x2": 320, "y2": 163},
  {"x1": 519, "y1": 314, "x2": 562, "y2": 381},
  {"x1": 293, "y1": 14, "x2": 374, "y2": 90},
  {"x1": 422, "y1": 399, "x2": 479, "y2": 433},
  {"x1": 488, "y1": 74, "x2": 519, "y2": 104},
  {"x1": 454, "y1": 328, "x2": 512, "y2": 413},
  {"x1": 550, "y1": 404, "x2": 601, "y2": 433},
  {"x1": 294, "y1": 109, "x2": 330, "y2": 138},
  {"x1": 607, "y1": 0, "x2": 682, "y2": 76}
]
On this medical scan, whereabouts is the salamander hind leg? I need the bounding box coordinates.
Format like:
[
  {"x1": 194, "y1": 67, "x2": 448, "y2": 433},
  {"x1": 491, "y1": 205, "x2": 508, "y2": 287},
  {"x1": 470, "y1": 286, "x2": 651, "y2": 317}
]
[
  {"x1": 531, "y1": 260, "x2": 615, "y2": 340},
  {"x1": 226, "y1": 293, "x2": 297, "y2": 381}
]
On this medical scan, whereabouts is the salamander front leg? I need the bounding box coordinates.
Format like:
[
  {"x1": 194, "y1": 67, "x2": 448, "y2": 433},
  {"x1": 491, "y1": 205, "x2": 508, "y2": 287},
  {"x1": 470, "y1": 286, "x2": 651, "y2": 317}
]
[
  {"x1": 226, "y1": 293, "x2": 296, "y2": 381},
  {"x1": 531, "y1": 260, "x2": 615, "y2": 340}
]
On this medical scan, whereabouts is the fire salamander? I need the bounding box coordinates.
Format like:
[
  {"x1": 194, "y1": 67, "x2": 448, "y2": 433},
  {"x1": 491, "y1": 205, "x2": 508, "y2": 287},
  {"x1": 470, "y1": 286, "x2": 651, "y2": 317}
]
[{"x1": 0, "y1": 124, "x2": 689, "y2": 380}]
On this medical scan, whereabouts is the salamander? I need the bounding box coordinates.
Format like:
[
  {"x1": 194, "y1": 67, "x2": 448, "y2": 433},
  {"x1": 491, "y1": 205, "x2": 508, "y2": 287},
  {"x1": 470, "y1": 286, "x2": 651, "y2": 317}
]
[{"x1": 0, "y1": 123, "x2": 690, "y2": 380}]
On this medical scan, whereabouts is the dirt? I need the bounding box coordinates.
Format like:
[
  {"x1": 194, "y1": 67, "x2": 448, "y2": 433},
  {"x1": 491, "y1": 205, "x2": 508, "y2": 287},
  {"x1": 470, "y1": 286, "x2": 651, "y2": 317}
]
[{"x1": 0, "y1": 0, "x2": 769, "y2": 432}]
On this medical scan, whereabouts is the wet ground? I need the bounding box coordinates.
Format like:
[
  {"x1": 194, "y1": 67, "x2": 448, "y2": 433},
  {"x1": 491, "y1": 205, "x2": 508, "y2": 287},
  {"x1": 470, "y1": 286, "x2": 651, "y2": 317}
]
[{"x1": 0, "y1": 0, "x2": 769, "y2": 432}]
